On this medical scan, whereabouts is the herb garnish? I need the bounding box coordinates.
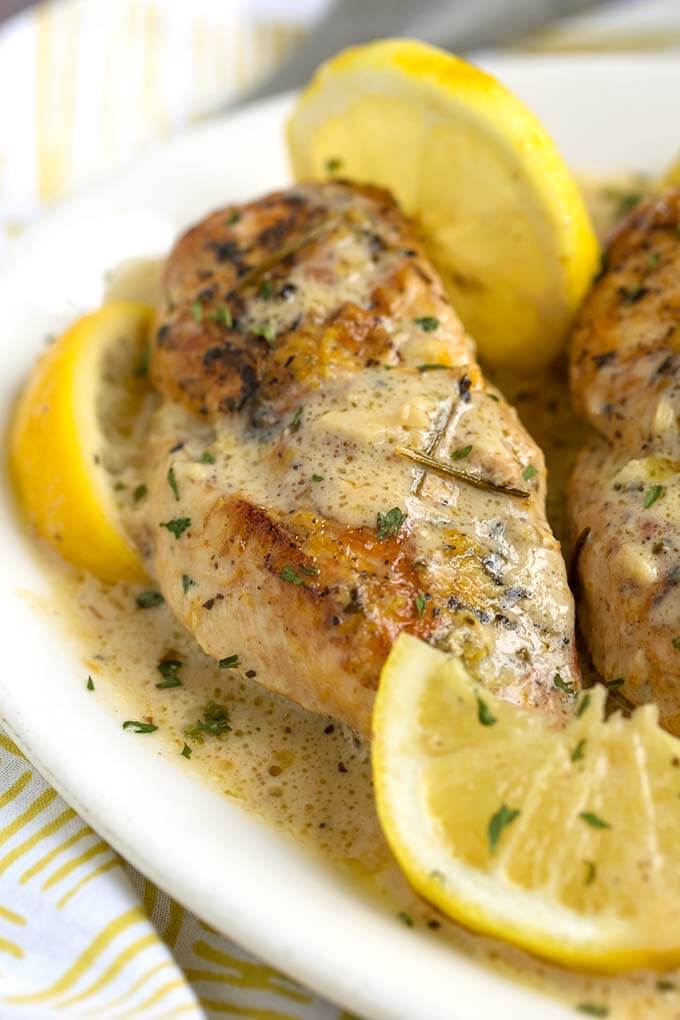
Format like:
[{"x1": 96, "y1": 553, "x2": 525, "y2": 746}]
[
  {"x1": 156, "y1": 659, "x2": 182, "y2": 688},
  {"x1": 219, "y1": 654, "x2": 240, "y2": 669},
  {"x1": 200, "y1": 450, "x2": 216, "y2": 464},
  {"x1": 123, "y1": 720, "x2": 158, "y2": 734},
  {"x1": 376, "y1": 507, "x2": 407, "y2": 540},
  {"x1": 657, "y1": 980, "x2": 675, "y2": 992},
  {"x1": 86, "y1": 675, "x2": 95, "y2": 691},
  {"x1": 673, "y1": 637, "x2": 680, "y2": 651},
  {"x1": 553, "y1": 673, "x2": 576, "y2": 696},
  {"x1": 576, "y1": 692, "x2": 591, "y2": 718},
  {"x1": 416, "y1": 363, "x2": 448, "y2": 373},
  {"x1": 325, "y1": 157, "x2": 342, "y2": 174},
  {"x1": 134, "y1": 346, "x2": 149, "y2": 377},
  {"x1": 182, "y1": 574, "x2": 196, "y2": 594},
  {"x1": 579, "y1": 811, "x2": 611, "y2": 830},
  {"x1": 191, "y1": 301, "x2": 203, "y2": 323},
  {"x1": 251, "y1": 321, "x2": 275, "y2": 344},
  {"x1": 606, "y1": 677, "x2": 624, "y2": 688},
  {"x1": 643, "y1": 484, "x2": 664, "y2": 509},
  {"x1": 415, "y1": 594, "x2": 426, "y2": 617},
  {"x1": 209, "y1": 305, "x2": 233, "y2": 328},
  {"x1": 583, "y1": 860, "x2": 597, "y2": 886},
  {"x1": 488, "y1": 804, "x2": 520, "y2": 853},
  {"x1": 620, "y1": 283, "x2": 647, "y2": 304},
  {"x1": 181, "y1": 743, "x2": 192, "y2": 759},
  {"x1": 184, "y1": 700, "x2": 231, "y2": 742},
  {"x1": 258, "y1": 280, "x2": 273, "y2": 300},
  {"x1": 136, "y1": 590, "x2": 164, "y2": 609},
  {"x1": 280, "y1": 565, "x2": 304, "y2": 585},
  {"x1": 396, "y1": 447, "x2": 530, "y2": 500},
  {"x1": 571, "y1": 738, "x2": 587, "y2": 762},
  {"x1": 290, "y1": 406, "x2": 303, "y2": 432},
  {"x1": 167, "y1": 465, "x2": 180, "y2": 501},
  {"x1": 476, "y1": 694, "x2": 497, "y2": 727},
  {"x1": 160, "y1": 517, "x2": 191, "y2": 539},
  {"x1": 227, "y1": 210, "x2": 240, "y2": 225},
  {"x1": 311, "y1": 474, "x2": 324, "y2": 482},
  {"x1": 522, "y1": 464, "x2": 538, "y2": 481},
  {"x1": 133, "y1": 484, "x2": 147, "y2": 503},
  {"x1": 414, "y1": 316, "x2": 439, "y2": 332},
  {"x1": 452, "y1": 445, "x2": 472, "y2": 461},
  {"x1": 398, "y1": 911, "x2": 414, "y2": 927},
  {"x1": 577, "y1": 1005, "x2": 608, "y2": 1017}
]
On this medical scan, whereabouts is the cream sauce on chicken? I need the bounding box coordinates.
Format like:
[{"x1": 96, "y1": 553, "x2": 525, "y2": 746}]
[{"x1": 32, "y1": 176, "x2": 680, "y2": 1019}]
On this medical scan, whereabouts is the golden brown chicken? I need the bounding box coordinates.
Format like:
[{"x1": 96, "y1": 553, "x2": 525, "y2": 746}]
[
  {"x1": 569, "y1": 188, "x2": 680, "y2": 731},
  {"x1": 141, "y1": 181, "x2": 579, "y2": 735}
]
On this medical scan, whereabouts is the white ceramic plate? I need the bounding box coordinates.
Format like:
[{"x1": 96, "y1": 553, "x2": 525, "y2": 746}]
[{"x1": 1, "y1": 55, "x2": 679, "y2": 1020}]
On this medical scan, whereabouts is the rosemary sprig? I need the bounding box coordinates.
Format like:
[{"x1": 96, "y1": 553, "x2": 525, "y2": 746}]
[{"x1": 396, "y1": 446, "x2": 530, "y2": 500}]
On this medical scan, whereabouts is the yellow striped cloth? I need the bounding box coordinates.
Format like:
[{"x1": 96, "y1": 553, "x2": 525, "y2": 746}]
[{"x1": 1, "y1": 0, "x2": 679, "y2": 1017}]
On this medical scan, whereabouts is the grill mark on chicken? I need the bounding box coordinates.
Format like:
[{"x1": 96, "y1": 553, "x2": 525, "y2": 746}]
[
  {"x1": 145, "y1": 181, "x2": 579, "y2": 734},
  {"x1": 569, "y1": 188, "x2": 680, "y2": 731}
]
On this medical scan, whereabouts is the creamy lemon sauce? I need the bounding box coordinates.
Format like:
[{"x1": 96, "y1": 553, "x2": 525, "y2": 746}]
[{"x1": 32, "y1": 177, "x2": 679, "y2": 1018}]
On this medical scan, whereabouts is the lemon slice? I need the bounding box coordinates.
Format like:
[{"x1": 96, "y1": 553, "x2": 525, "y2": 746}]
[
  {"x1": 288, "y1": 39, "x2": 599, "y2": 371},
  {"x1": 373, "y1": 633, "x2": 680, "y2": 972},
  {"x1": 10, "y1": 302, "x2": 153, "y2": 583}
]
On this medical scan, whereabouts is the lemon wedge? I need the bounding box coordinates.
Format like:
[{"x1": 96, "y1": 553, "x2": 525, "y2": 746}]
[
  {"x1": 373, "y1": 633, "x2": 680, "y2": 972},
  {"x1": 10, "y1": 302, "x2": 153, "y2": 583},
  {"x1": 288, "y1": 39, "x2": 599, "y2": 371}
]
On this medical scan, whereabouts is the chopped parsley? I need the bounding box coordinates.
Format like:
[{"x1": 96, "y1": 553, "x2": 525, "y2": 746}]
[
  {"x1": 136, "y1": 590, "x2": 164, "y2": 610},
  {"x1": 181, "y1": 743, "x2": 192, "y2": 759},
  {"x1": 311, "y1": 474, "x2": 324, "y2": 482},
  {"x1": 416, "y1": 363, "x2": 448, "y2": 373},
  {"x1": 325, "y1": 157, "x2": 342, "y2": 174},
  {"x1": 657, "y1": 980, "x2": 675, "y2": 992},
  {"x1": 643, "y1": 484, "x2": 664, "y2": 509},
  {"x1": 86, "y1": 675, "x2": 95, "y2": 691},
  {"x1": 488, "y1": 804, "x2": 520, "y2": 853},
  {"x1": 123, "y1": 720, "x2": 158, "y2": 734},
  {"x1": 415, "y1": 594, "x2": 426, "y2": 617},
  {"x1": 579, "y1": 811, "x2": 611, "y2": 830},
  {"x1": 227, "y1": 210, "x2": 240, "y2": 225},
  {"x1": 452, "y1": 445, "x2": 472, "y2": 461},
  {"x1": 167, "y1": 465, "x2": 180, "y2": 501},
  {"x1": 219, "y1": 654, "x2": 240, "y2": 669},
  {"x1": 251, "y1": 321, "x2": 275, "y2": 344},
  {"x1": 184, "y1": 700, "x2": 231, "y2": 742},
  {"x1": 290, "y1": 406, "x2": 304, "y2": 432},
  {"x1": 258, "y1": 280, "x2": 273, "y2": 300},
  {"x1": 476, "y1": 694, "x2": 497, "y2": 727},
  {"x1": 522, "y1": 464, "x2": 538, "y2": 481},
  {"x1": 649, "y1": 251, "x2": 660, "y2": 268},
  {"x1": 615, "y1": 190, "x2": 642, "y2": 217},
  {"x1": 209, "y1": 305, "x2": 233, "y2": 328},
  {"x1": 553, "y1": 673, "x2": 576, "y2": 696},
  {"x1": 191, "y1": 301, "x2": 203, "y2": 323},
  {"x1": 576, "y1": 692, "x2": 591, "y2": 718},
  {"x1": 583, "y1": 859, "x2": 597, "y2": 886},
  {"x1": 182, "y1": 574, "x2": 196, "y2": 594},
  {"x1": 606, "y1": 677, "x2": 624, "y2": 688},
  {"x1": 577, "y1": 1005, "x2": 608, "y2": 1017},
  {"x1": 113, "y1": 481, "x2": 126, "y2": 492},
  {"x1": 376, "y1": 507, "x2": 407, "y2": 540},
  {"x1": 280, "y1": 565, "x2": 304, "y2": 585},
  {"x1": 156, "y1": 659, "x2": 182, "y2": 688},
  {"x1": 414, "y1": 316, "x2": 439, "y2": 332},
  {"x1": 571, "y1": 738, "x2": 587, "y2": 762},
  {"x1": 159, "y1": 517, "x2": 191, "y2": 539},
  {"x1": 133, "y1": 484, "x2": 147, "y2": 503},
  {"x1": 397, "y1": 911, "x2": 414, "y2": 927},
  {"x1": 673, "y1": 637, "x2": 680, "y2": 651},
  {"x1": 200, "y1": 450, "x2": 216, "y2": 464}
]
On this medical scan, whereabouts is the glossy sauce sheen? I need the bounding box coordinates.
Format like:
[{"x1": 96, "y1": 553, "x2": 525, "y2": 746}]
[{"x1": 41, "y1": 178, "x2": 679, "y2": 1018}]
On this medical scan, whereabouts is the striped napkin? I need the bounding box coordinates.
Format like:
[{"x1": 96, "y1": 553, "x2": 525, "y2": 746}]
[{"x1": 1, "y1": 1, "x2": 679, "y2": 1017}]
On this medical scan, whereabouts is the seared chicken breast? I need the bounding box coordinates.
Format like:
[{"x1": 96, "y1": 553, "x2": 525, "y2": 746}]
[
  {"x1": 569, "y1": 188, "x2": 680, "y2": 730},
  {"x1": 143, "y1": 181, "x2": 579, "y2": 735}
]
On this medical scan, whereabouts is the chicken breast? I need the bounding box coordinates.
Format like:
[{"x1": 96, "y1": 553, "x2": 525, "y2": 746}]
[
  {"x1": 143, "y1": 181, "x2": 579, "y2": 735},
  {"x1": 569, "y1": 188, "x2": 680, "y2": 730}
]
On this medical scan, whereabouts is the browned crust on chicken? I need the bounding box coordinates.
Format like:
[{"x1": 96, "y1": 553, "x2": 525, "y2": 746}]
[
  {"x1": 145, "y1": 182, "x2": 579, "y2": 734},
  {"x1": 569, "y1": 188, "x2": 680, "y2": 729}
]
